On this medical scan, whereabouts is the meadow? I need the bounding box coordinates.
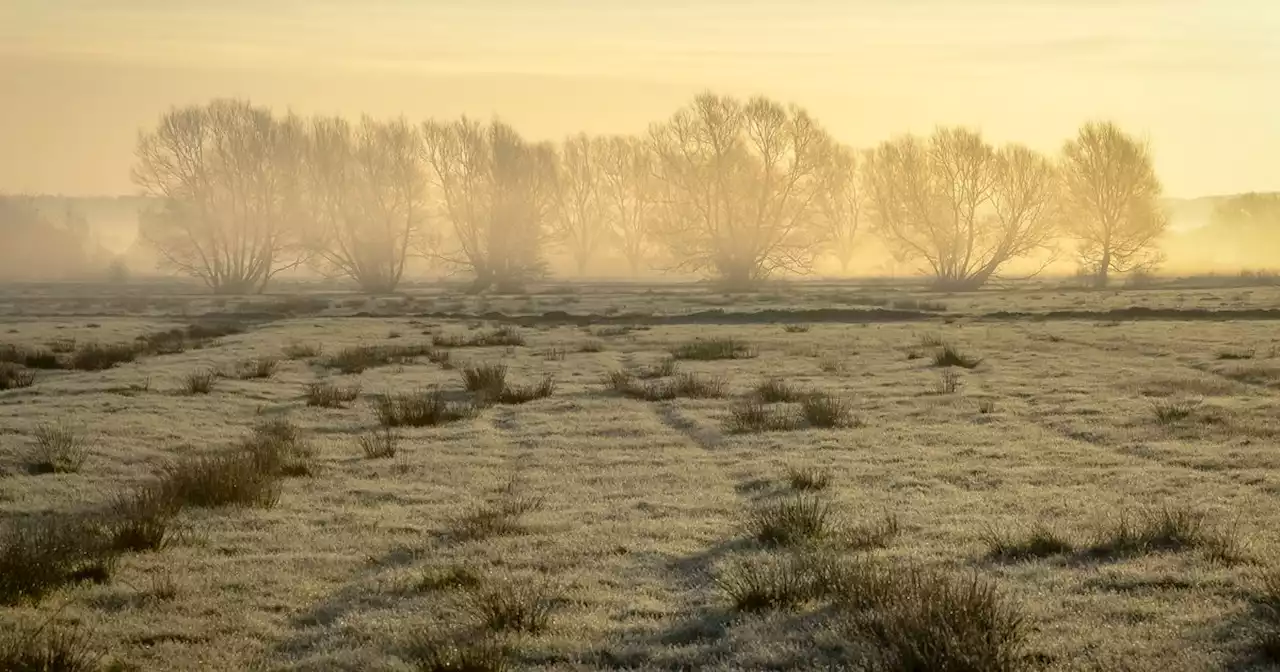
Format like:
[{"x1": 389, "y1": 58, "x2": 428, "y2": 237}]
[{"x1": 2, "y1": 279, "x2": 1280, "y2": 671}]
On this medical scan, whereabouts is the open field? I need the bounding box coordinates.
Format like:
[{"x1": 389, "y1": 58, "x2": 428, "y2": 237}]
[{"x1": 3, "y1": 280, "x2": 1280, "y2": 671}]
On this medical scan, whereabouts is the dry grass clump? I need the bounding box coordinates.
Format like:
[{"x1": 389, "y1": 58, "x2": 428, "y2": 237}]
[
  {"x1": 1217, "y1": 348, "x2": 1256, "y2": 360},
  {"x1": 243, "y1": 417, "x2": 315, "y2": 477},
  {"x1": 105, "y1": 486, "x2": 180, "y2": 553},
  {"x1": 495, "y1": 376, "x2": 556, "y2": 405},
  {"x1": 461, "y1": 362, "x2": 508, "y2": 396},
  {"x1": 1150, "y1": 397, "x2": 1202, "y2": 424},
  {"x1": 433, "y1": 327, "x2": 526, "y2": 348},
  {"x1": 670, "y1": 337, "x2": 757, "y2": 361},
  {"x1": 416, "y1": 564, "x2": 483, "y2": 592},
  {"x1": 466, "y1": 581, "x2": 555, "y2": 634},
  {"x1": 28, "y1": 422, "x2": 88, "y2": 474},
  {"x1": 846, "y1": 513, "x2": 903, "y2": 551},
  {"x1": 932, "y1": 343, "x2": 983, "y2": 369},
  {"x1": 0, "y1": 516, "x2": 116, "y2": 606},
  {"x1": 578, "y1": 339, "x2": 605, "y2": 353},
  {"x1": 305, "y1": 381, "x2": 361, "y2": 407},
  {"x1": 282, "y1": 341, "x2": 323, "y2": 359},
  {"x1": 227, "y1": 357, "x2": 279, "y2": 380},
  {"x1": 357, "y1": 427, "x2": 400, "y2": 459},
  {"x1": 450, "y1": 480, "x2": 546, "y2": 542},
  {"x1": 0, "y1": 345, "x2": 60, "y2": 370},
  {"x1": 981, "y1": 524, "x2": 1075, "y2": 562},
  {"x1": 0, "y1": 622, "x2": 102, "y2": 672},
  {"x1": 727, "y1": 400, "x2": 802, "y2": 433},
  {"x1": 182, "y1": 368, "x2": 218, "y2": 395},
  {"x1": 747, "y1": 495, "x2": 836, "y2": 547},
  {"x1": 159, "y1": 450, "x2": 281, "y2": 509},
  {"x1": 374, "y1": 389, "x2": 476, "y2": 428},
  {"x1": 608, "y1": 370, "x2": 726, "y2": 401},
  {"x1": 68, "y1": 342, "x2": 140, "y2": 371},
  {"x1": 786, "y1": 465, "x2": 832, "y2": 492},
  {"x1": 934, "y1": 370, "x2": 963, "y2": 395},
  {"x1": 404, "y1": 634, "x2": 512, "y2": 672},
  {"x1": 782, "y1": 324, "x2": 812, "y2": 333},
  {"x1": 636, "y1": 357, "x2": 678, "y2": 380},
  {"x1": 0, "y1": 363, "x2": 36, "y2": 390},
  {"x1": 1087, "y1": 506, "x2": 1246, "y2": 563},
  {"x1": 801, "y1": 392, "x2": 858, "y2": 428},
  {"x1": 322, "y1": 343, "x2": 442, "y2": 374},
  {"x1": 716, "y1": 553, "x2": 819, "y2": 612},
  {"x1": 755, "y1": 377, "x2": 804, "y2": 402}
]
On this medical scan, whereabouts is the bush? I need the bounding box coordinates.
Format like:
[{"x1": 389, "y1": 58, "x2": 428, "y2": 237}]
[
  {"x1": 0, "y1": 363, "x2": 35, "y2": 391},
  {"x1": 305, "y1": 382, "x2": 361, "y2": 407},
  {"x1": 69, "y1": 342, "x2": 140, "y2": 371},
  {"x1": 182, "y1": 369, "x2": 218, "y2": 395},
  {"x1": 374, "y1": 389, "x2": 476, "y2": 428},
  {"x1": 756, "y1": 377, "x2": 803, "y2": 402},
  {"x1": 358, "y1": 427, "x2": 399, "y2": 459},
  {"x1": 670, "y1": 338, "x2": 757, "y2": 361},
  {"x1": 801, "y1": 392, "x2": 858, "y2": 428},
  {"x1": 0, "y1": 516, "x2": 115, "y2": 606},
  {"x1": 461, "y1": 362, "x2": 508, "y2": 395},
  {"x1": 467, "y1": 581, "x2": 554, "y2": 633},
  {"x1": 747, "y1": 495, "x2": 836, "y2": 547},
  {"x1": 981, "y1": 524, "x2": 1074, "y2": 562},
  {"x1": 0, "y1": 622, "x2": 102, "y2": 672},
  {"x1": 727, "y1": 400, "x2": 800, "y2": 433},
  {"x1": 932, "y1": 343, "x2": 982, "y2": 369},
  {"x1": 29, "y1": 422, "x2": 87, "y2": 474}
]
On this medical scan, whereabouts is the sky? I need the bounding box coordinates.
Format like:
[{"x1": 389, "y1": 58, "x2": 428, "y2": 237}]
[{"x1": 1, "y1": 0, "x2": 1277, "y2": 198}]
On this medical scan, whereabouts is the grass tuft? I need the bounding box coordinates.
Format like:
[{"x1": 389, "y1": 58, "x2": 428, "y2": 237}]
[
  {"x1": 717, "y1": 553, "x2": 817, "y2": 612},
  {"x1": 467, "y1": 582, "x2": 554, "y2": 634},
  {"x1": 405, "y1": 635, "x2": 511, "y2": 672},
  {"x1": 755, "y1": 377, "x2": 804, "y2": 402},
  {"x1": 1151, "y1": 397, "x2": 1201, "y2": 424},
  {"x1": 747, "y1": 495, "x2": 836, "y2": 547},
  {"x1": 982, "y1": 524, "x2": 1074, "y2": 562},
  {"x1": 374, "y1": 389, "x2": 476, "y2": 428},
  {"x1": 461, "y1": 362, "x2": 508, "y2": 396},
  {"x1": 801, "y1": 392, "x2": 858, "y2": 428},
  {"x1": 496, "y1": 376, "x2": 556, "y2": 405},
  {"x1": 416, "y1": 564, "x2": 483, "y2": 592},
  {"x1": 727, "y1": 400, "x2": 801, "y2": 433},
  {"x1": 670, "y1": 337, "x2": 757, "y2": 361},
  {"x1": 282, "y1": 341, "x2": 322, "y2": 359},
  {"x1": 29, "y1": 422, "x2": 87, "y2": 474},
  {"x1": 0, "y1": 516, "x2": 116, "y2": 606},
  {"x1": 786, "y1": 466, "x2": 832, "y2": 492},
  {"x1": 0, "y1": 622, "x2": 102, "y2": 672},
  {"x1": 305, "y1": 382, "x2": 361, "y2": 407},
  {"x1": 105, "y1": 485, "x2": 179, "y2": 553},
  {"x1": 0, "y1": 363, "x2": 36, "y2": 391},
  {"x1": 358, "y1": 427, "x2": 400, "y2": 459},
  {"x1": 782, "y1": 324, "x2": 812, "y2": 333},
  {"x1": 932, "y1": 343, "x2": 983, "y2": 369},
  {"x1": 934, "y1": 370, "x2": 962, "y2": 395},
  {"x1": 228, "y1": 357, "x2": 279, "y2": 380},
  {"x1": 1088, "y1": 506, "x2": 1246, "y2": 563},
  {"x1": 450, "y1": 479, "x2": 545, "y2": 542},
  {"x1": 182, "y1": 368, "x2": 218, "y2": 395}
]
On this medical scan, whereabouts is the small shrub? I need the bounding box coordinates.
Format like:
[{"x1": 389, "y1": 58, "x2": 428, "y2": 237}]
[
  {"x1": 305, "y1": 382, "x2": 361, "y2": 407},
  {"x1": 0, "y1": 363, "x2": 36, "y2": 391},
  {"x1": 496, "y1": 376, "x2": 556, "y2": 405},
  {"x1": 106, "y1": 485, "x2": 179, "y2": 553},
  {"x1": 282, "y1": 341, "x2": 323, "y2": 359},
  {"x1": 1088, "y1": 506, "x2": 1245, "y2": 562},
  {"x1": 934, "y1": 370, "x2": 962, "y2": 395},
  {"x1": 579, "y1": 340, "x2": 605, "y2": 353},
  {"x1": 756, "y1": 377, "x2": 803, "y2": 403},
  {"x1": 801, "y1": 392, "x2": 858, "y2": 428},
  {"x1": 405, "y1": 634, "x2": 511, "y2": 672},
  {"x1": 932, "y1": 343, "x2": 982, "y2": 369},
  {"x1": 671, "y1": 337, "x2": 757, "y2": 361},
  {"x1": 461, "y1": 362, "x2": 508, "y2": 395},
  {"x1": 0, "y1": 622, "x2": 102, "y2": 672},
  {"x1": 416, "y1": 564, "x2": 483, "y2": 592},
  {"x1": 229, "y1": 357, "x2": 278, "y2": 380},
  {"x1": 467, "y1": 582, "x2": 554, "y2": 634},
  {"x1": 69, "y1": 342, "x2": 140, "y2": 371},
  {"x1": 29, "y1": 422, "x2": 87, "y2": 474},
  {"x1": 717, "y1": 554, "x2": 816, "y2": 612},
  {"x1": 182, "y1": 368, "x2": 217, "y2": 395},
  {"x1": 605, "y1": 369, "x2": 635, "y2": 393},
  {"x1": 358, "y1": 427, "x2": 399, "y2": 459},
  {"x1": 374, "y1": 389, "x2": 476, "y2": 428},
  {"x1": 1151, "y1": 397, "x2": 1201, "y2": 424},
  {"x1": 0, "y1": 516, "x2": 114, "y2": 606},
  {"x1": 782, "y1": 324, "x2": 811, "y2": 333},
  {"x1": 637, "y1": 357, "x2": 678, "y2": 379},
  {"x1": 982, "y1": 524, "x2": 1074, "y2": 561},
  {"x1": 727, "y1": 400, "x2": 800, "y2": 433},
  {"x1": 786, "y1": 466, "x2": 831, "y2": 492},
  {"x1": 665, "y1": 372, "x2": 727, "y2": 399},
  {"x1": 159, "y1": 452, "x2": 281, "y2": 509},
  {"x1": 747, "y1": 495, "x2": 835, "y2": 547},
  {"x1": 450, "y1": 480, "x2": 545, "y2": 542},
  {"x1": 0, "y1": 345, "x2": 61, "y2": 370}
]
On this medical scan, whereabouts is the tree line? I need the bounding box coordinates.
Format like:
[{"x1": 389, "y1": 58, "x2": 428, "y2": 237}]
[{"x1": 131, "y1": 94, "x2": 1169, "y2": 294}]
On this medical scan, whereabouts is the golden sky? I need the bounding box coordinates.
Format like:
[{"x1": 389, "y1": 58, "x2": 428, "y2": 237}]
[{"x1": 1, "y1": 0, "x2": 1276, "y2": 197}]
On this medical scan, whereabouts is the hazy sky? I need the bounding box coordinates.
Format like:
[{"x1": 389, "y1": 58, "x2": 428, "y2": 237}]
[{"x1": 1, "y1": 0, "x2": 1276, "y2": 197}]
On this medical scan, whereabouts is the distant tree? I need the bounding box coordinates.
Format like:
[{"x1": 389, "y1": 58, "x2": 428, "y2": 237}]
[
  {"x1": 597, "y1": 135, "x2": 658, "y2": 275},
  {"x1": 650, "y1": 93, "x2": 835, "y2": 289},
  {"x1": 0, "y1": 196, "x2": 102, "y2": 279},
  {"x1": 865, "y1": 128, "x2": 1059, "y2": 290},
  {"x1": 422, "y1": 118, "x2": 558, "y2": 293},
  {"x1": 553, "y1": 134, "x2": 608, "y2": 275},
  {"x1": 303, "y1": 116, "x2": 428, "y2": 294},
  {"x1": 1060, "y1": 121, "x2": 1167, "y2": 287},
  {"x1": 1210, "y1": 192, "x2": 1280, "y2": 237},
  {"x1": 133, "y1": 99, "x2": 309, "y2": 294},
  {"x1": 816, "y1": 144, "x2": 865, "y2": 274}
]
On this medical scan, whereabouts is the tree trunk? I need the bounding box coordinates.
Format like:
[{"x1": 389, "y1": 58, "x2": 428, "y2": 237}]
[{"x1": 1095, "y1": 250, "x2": 1111, "y2": 288}]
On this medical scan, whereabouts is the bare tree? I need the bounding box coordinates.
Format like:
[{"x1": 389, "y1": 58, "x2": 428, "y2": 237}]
[
  {"x1": 304, "y1": 116, "x2": 428, "y2": 294},
  {"x1": 816, "y1": 144, "x2": 865, "y2": 274},
  {"x1": 864, "y1": 127, "x2": 1059, "y2": 290},
  {"x1": 423, "y1": 118, "x2": 558, "y2": 293},
  {"x1": 554, "y1": 134, "x2": 607, "y2": 275},
  {"x1": 650, "y1": 93, "x2": 834, "y2": 289},
  {"x1": 597, "y1": 135, "x2": 658, "y2": 275},
  {"x1": 133, "y1": 99, "x2": 308, "y2": 294},
  {"x1": 1060, "y1": 121, "x2": 1167, "y2": 287}
]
